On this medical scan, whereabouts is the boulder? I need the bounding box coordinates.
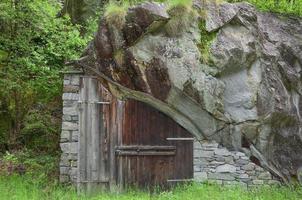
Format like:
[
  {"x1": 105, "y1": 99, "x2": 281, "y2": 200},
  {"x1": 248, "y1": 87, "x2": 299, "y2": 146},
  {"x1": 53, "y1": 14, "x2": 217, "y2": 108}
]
[{"x1": 78, "y1": 1, "x2": 302, "y2": 184}]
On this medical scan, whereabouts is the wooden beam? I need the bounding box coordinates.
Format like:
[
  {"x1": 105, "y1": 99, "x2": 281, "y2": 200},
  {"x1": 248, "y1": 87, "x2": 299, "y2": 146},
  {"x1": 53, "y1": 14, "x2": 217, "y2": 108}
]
[
  {"x1": 115, "y1": 150, "x2": 176, "y2": 156},
  {"x1": 166, "y1": 138, "x2": 195, "y2": 141},
  {"x1": 116, "y1": 145, "x2": 176, "y2": 151}
]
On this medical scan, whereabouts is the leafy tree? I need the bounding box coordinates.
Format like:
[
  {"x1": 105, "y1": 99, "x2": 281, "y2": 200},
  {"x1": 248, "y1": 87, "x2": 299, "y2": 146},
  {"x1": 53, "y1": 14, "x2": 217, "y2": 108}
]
[{"x1": 0, "y1": 0, "x2": 94, "y2": 151}]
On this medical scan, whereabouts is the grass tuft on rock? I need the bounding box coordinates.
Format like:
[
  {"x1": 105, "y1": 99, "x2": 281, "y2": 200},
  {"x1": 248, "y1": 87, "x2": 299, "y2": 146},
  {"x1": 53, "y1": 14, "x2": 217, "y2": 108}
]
[
  {"x1": 167, "y1": 0, "x2": 193, "y2": 13},
  {"x1": 197, "y1": 20, "x2": 217, "y2": 66},
  {"x1": 104, "y1": 1, "x2": 129, "y2": 27},
  {"x1": 165, "y1": 0, "x2": 198, "y2": 37}
]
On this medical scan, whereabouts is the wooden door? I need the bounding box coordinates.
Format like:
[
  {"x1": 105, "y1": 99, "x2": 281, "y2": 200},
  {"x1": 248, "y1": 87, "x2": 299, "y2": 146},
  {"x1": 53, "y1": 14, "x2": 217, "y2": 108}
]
[
  {"x1": 116, "y1": 100, "x2": 193, "y2": 189},
  {"x1": 78, "y1": 77, "x2": 109, "y2": 193}
]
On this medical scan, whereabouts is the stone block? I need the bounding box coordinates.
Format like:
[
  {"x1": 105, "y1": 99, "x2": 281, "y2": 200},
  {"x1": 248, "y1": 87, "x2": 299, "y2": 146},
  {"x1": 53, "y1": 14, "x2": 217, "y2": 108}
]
[
  {"x1": 194, "y1": 141, "x2": 202, "y2": 149},
  {"x1": 64, "y1": 79, "x2": 71, "y2": 85},
  {"x1": 63, "y1": 100, "x2": 78, "y2": 107},
  {"x1": 238, "y1": 173, "x2": 250, "y2": 179},
  {"x1": 71, "y1": 131, "x2": 79, "y2": 142},
  {"x1": 71, "y1": 76, "x2": 80, "y2": 85},
  {"x1": 224, "y1": 156, "x2": 234, "y2": 164},
  {"x1": 235, "y1": 152, "x2": 246, "y2": 157},
  {"x1": 208, "y1": 172, "x2": 236, "y2": 181},
  {"x1": 68, "y1": 153, "x2": 78, "y2": 161},
  {"x1": 63, "y1": 93, "x2": 79, "y2": 101},
  {"x1": 71, "y1": 115, "x2": 79, "y2": 121},
  {"x1": 209, "y1": 161, "x2": 224, "y2": 167},
  {"x1": 62, "y1": 114, "x2": 72, "y2": 122},
  {"x1": 216, "y1": 164, "x2": 236, "y2": 173},
  {"x1": 60, "y1": 167, "x2": 70, "y2": 175},
  {"x1": 255, "y1": 166, "x2": 265, "y2": 172},
  {"x1": 246, "y1": 170, "x2": 256, "y2": 176},
  {"x1": 240, "y1": 156, "x2": 249, "y2": 160},
  {"x1": 63, "y1": 106, "x2": 78, "y2": 116},
  {"x1": 194, "y1": 165, "x2": 201, "y2": 172},
  {"x1": 60, "y1": 154, "x2": 69, "y2": 166},
  {"x1": 194, "y1": 150, "x2": 214, "y2": 158},
  {"x1": 252, "y1": 180, "x2": 264, "y2": 185},
  {"x1": 214, "y1": 148, "x2": 231, "y2": 156},
  {"x1": 194, "y1": 172, "x2": 208, "y2": 182},
  {"x1": 63, "y1": 85, "x2": 79, "y2": 93},
  {"x1": 60, "y1": 142, "x2": 78, "y2": 154},
  {"x1": 194, "y1": 158, "x2": 209, "y2": 165},
  {"x1": 258, "y1": 172, "x2": 272, "y2": 180},
  {"x1": 60, "y1": 131, "x2": 70, "y2": 142},
  {"x1": 216, "y1": 157, "x2": 225, "y2": 162},
  {"x1": 242, "y1": 163, "x2": 255, "y2": 171},
  {"x1": 268, "y1": 180, "x2": 280, "y2": 185},
  {"x1": 62, "y1": 121, "x2": 78, "y2": 131},
  {"x1": 237, "y1": 159, "x2": 249, "y2": 165},
  {"x1": 207, "y1": 180, "x2": 223, "y2": 185}
]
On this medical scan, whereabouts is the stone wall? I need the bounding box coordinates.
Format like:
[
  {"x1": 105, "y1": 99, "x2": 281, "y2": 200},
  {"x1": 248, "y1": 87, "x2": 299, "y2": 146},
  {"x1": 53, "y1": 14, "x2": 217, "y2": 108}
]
[
  {"x1": 193, "y1": 140, "x2": 280, "y2": 186},
  {"x1": 59, "y1": 73, "x2": 81, "y2": 183}
]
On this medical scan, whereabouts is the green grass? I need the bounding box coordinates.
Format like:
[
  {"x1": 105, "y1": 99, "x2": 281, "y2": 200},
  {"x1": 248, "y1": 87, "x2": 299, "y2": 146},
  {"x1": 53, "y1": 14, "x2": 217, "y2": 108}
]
[
  {"x1": 104, "y1": 1, "x2": 129, "y2": 26},
  {"x1": 227, "y1": 0, "x2": 302, "y2": 16},
  {"x1": 1, "y1": 175, "x2": 302, "y2": 200}
]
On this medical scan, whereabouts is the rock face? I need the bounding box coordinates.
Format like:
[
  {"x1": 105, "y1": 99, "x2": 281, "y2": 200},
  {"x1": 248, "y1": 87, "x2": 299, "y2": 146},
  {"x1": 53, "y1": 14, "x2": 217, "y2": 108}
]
[{"x1": 78, "y1": 1, "x2": 302, "y2": 183}]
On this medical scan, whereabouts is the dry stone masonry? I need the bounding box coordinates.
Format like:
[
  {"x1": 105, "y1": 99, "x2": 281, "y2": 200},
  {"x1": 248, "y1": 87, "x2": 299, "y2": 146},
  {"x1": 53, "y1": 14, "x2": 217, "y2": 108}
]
[
  {"x1": 60, "y1": 73, "x2": 81, "y2": 183},
  {"x1": 193, "y1": 140, "x2": 280, "y2": 186}
]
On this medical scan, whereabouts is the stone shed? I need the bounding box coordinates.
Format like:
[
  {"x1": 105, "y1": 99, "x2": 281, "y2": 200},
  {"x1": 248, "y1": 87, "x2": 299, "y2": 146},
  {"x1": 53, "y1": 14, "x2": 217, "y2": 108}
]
[{"x1": 60, "y1": 71, "x2": 280, "y2": 192}]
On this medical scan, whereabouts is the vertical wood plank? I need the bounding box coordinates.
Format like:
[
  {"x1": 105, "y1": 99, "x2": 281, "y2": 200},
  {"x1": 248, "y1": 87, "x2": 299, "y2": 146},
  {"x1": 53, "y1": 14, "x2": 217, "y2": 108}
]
[{"x1": 78, "y1": 77, "x2": 108, "y2": 194}]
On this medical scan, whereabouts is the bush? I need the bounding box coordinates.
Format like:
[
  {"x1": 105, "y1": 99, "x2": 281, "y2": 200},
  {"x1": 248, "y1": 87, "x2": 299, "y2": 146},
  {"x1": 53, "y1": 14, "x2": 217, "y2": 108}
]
[{"x1": 0, "y1": 150, "x2": 59, "y2": 181}]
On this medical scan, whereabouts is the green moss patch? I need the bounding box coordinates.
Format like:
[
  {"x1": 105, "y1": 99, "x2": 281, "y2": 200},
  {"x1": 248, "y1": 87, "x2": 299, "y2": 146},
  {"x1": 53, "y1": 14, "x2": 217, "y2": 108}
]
[{"x1": 197, "y1": 20, "x2": 217, "y2": 65}]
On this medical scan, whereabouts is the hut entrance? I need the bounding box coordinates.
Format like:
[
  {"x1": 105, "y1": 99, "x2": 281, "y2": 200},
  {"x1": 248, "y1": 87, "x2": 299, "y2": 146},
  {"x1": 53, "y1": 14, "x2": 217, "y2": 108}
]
[
  {"x1": 78, "y1": 77, "x2": 193, "y2": 191},
  {"x1": 115, "y1": 100, "x2": 194, "y2": 188}
]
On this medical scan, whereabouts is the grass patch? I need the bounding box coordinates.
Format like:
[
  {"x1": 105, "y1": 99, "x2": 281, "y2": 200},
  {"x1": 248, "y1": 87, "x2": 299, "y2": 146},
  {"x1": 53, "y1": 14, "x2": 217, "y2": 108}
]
[
  {"x1": 227, "y1": 0, "x2": 302, "y2": 16},
  {"x1": 1, "y1": 174, "x2": 302, "y2": 200},
  {"x1": 164, "y1": 0, "x2": 198, "y2": 37},
  {"x1": 197, "y1": 20, "x2": 217, "y2": 65},
  {"x1": 104, "y1": 1, "x2": 129, "y2": 27}
]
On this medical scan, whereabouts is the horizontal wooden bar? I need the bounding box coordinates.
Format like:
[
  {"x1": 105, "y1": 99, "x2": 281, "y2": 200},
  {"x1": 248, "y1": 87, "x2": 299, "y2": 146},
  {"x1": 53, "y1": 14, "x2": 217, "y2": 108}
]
[
  {"x1": 78, "y1": 101, "x2": 111, "y2": 105},
  {"x1": 116, "y1": 150, "x2": 175, "y2": 156},
  {"x1": 167, "y1": 179, "x2": 194, "y2": 182},
  {"x1": 77, "y1": 180, "x2": 109, "y2": 183},
  {"x1": 166, "y1": 138, "x2": 195, "y2": 141},
  {"x1": 116, "y1": 145, "x2": 176, "y2": 151},
  {"x1": 60, "y1": 70, "x2": 84, "y2": 74}
]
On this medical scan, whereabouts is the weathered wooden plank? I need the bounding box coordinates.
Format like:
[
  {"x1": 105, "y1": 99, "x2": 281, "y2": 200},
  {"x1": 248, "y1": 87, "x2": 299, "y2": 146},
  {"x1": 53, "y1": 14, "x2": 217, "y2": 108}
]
[
  {"x1": 116, "y1": 145, "x2": 176, "y2": 151},
  {"x1": 116, "y1": 151, "x2": 176, "y2": 156},
  {"x1": 78, "y1": 77, "x2": 108, "y2": 194},
  {"x1": 78, "y1": 77, "x2": 88, "y2": 193},
  {"x1": 166, "y1": 138, "x2": 195, "y2": 141}
]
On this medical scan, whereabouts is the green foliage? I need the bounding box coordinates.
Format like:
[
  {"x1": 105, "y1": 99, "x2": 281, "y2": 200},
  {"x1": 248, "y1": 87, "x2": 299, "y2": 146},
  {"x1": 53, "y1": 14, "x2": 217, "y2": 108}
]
[
  {"x1": 167, "y1": 0, "x2": 193, "y2": 10},
  {"x1": 0, "y1": 0, "x2": 96, "y2": 151},
  {"x1": 21, "y1": 109, "x2": 59, "y2": 152},
  {"x1": 197, "y1": 21, "x2": 217, "y2": 65},
  {"x1": 227, "y1": 0, "x2": 302, "y2": 16},
  {"x1": 104, "y1": 1, "x2": 129, "y2": 26},
  {"x1": 1, "y1": 150, "x2": 59, "y2": 181}
]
